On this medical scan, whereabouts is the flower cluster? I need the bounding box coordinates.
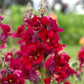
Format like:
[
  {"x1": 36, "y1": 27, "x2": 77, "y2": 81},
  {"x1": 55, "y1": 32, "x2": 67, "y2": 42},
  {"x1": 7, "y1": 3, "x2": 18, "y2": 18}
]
[
  {"x1": 0, "y1": 68, "x2": 24, "y2": 84},
  {"x1": 44, "y1": 53, "x2": 77, "y2": 83},
  {"x1": 0, "y1": 7, "x2": 77, "y2": 84},
  {"x1": 0, "y1": 16, "x2": 11, "y2": 49}
]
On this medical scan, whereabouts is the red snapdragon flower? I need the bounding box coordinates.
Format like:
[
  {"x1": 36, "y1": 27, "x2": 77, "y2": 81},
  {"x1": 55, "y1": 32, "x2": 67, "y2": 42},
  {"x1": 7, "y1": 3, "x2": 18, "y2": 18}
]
[
  {"x1": 13, "y1": 24, "x2": 25, "y2": 38},
  {"x1": 0, "y1": 23, "x2": 11, "y2": 49},
  {"x1": 44, "y1": 77, "x2": 51, "y2": 84},
  {"x1": 39, "y1": 28, "x2": 64, "y2": 51},
  {"x1": 9, "y1": 58, "x2": 22, "y2": 70},
  {"x1": 29, "y1": 15, "x2": 49, "y2": 31},
  {"x1": 61, "y1": 64, "x2": 77, "y2": 77},
  {"x1": 5, "y1": 52, "x2": 13, "y2": 62},
  {"x1": 20, "y1": 42, "x2": 44, "y2": 69},
  {"x1": 41, "y1": 16, "x2": 49, "y2": 26},
  {"x1": 0, "y1": 23, "x2": 11, "y2": 34},
  {"x1": 1, "y1": 74, "x2": 25, "y2": 84},
  {"x1": 44, "y1": 55, "x2": 54, "y2": 68},
  {"x1": 48, "y1": 17, "x2": 63, "y2": 32},
  {"x1": 53, "y1": 71, "x2": 68, "y2": 82},
  {"x1": 21, "y1": 26, "x2": 38, "y2": 43},
  {"x1": 55, "y1": 52, "x2": 70, "y2": 68},
  {"x1": 54, "y1": 53, "x2": 76, "y2": 79},
  {"x1": 44, "y1": 52, "x2": 76, "y2": 82}
]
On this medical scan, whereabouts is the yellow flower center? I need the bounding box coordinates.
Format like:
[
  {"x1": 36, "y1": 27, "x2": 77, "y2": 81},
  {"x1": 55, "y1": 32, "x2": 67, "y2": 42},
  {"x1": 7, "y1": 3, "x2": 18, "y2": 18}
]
[
  {"x1": 8, "y1": 55, "x2": 11, "y2": 59},
  {"x1": 24, "y1": 18, "x2": 27, "y2": 21},
  {"x1": 9, "y1": 79, "x2": 12, "y2": 82},
  {"x1": 47, "y1": 38, "x2": 50, "y2": 43}
]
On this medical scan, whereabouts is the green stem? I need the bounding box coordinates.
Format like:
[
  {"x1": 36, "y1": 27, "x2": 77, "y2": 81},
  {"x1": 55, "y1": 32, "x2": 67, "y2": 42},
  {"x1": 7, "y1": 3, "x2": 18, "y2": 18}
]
[{"x1": 41, "y1": 60, "x2": 45, "y2": 84}]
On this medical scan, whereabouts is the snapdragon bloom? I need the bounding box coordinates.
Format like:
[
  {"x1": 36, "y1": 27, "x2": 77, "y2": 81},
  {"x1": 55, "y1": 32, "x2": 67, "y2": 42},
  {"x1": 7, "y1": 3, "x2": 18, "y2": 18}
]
[
  {"x1": 44, "y1": 53, "x2": 76, "y2": 82},
  {"x1": 29, "y1": 15, "x2": 49, "y2": 31},
  {"x1": 0, "y1": 23, "x2": 11, "y2": 49},
  {"x1": 20, "y1": 42, "x2": 44, "y2": 69},
  {"x1": 1, "y1": 74, "x2": 25, "y2": 84}
]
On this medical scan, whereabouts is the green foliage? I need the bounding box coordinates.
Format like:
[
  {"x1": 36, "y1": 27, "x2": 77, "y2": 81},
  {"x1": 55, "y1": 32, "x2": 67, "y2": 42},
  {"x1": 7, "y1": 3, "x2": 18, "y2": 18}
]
[
  {"x1": 3, "y1": 5, "x2": 26, "y2": 30},
  {"x1": 57, "y1": 12, "x2": 84, "y2": 45},
  {"x1": 10, "y1": 5, "x2": 25, "y2": 30}
]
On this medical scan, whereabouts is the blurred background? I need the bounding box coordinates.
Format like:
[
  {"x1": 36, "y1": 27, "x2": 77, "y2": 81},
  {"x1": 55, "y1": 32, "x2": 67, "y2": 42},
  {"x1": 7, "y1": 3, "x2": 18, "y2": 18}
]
[{"x1": 0, "y1": 0, "x2": 84, "y2": 60}]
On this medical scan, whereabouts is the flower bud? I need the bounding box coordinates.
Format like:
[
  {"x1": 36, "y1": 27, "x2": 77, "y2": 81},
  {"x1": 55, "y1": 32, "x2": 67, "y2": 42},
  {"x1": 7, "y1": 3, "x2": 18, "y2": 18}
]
[
  {"x1": 8, "y1": 68, "x2": 14, "y2": 74},
  {"x1": 14, "y1": 70, "x2": 21, "y2": 77},
  {"x1": 40, "y1": 9, "x2": 45, "y2": 17},
  {"x1": 0, "y1": 16, "x2": 4, "y2": 22},
  {"x1": 26, "y1": 2, "x2": 33, "y2": 12},
  {"x1": 23, "y1": 13, "x2": 29, "y2": 25},
  {"x1": 0, "y1": 68, "x2": 7, "y2": 76}
]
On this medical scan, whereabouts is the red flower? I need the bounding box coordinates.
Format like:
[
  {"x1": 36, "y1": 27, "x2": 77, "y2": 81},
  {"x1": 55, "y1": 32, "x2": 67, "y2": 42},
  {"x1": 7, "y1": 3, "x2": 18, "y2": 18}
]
[
  {"x1": 29, "y1": 15, "x2": 49, "y2": 31},
  {"x1": 0, "y1": 23, "x2": 11, "y2": 49},
  {"x1": 27, "y1": 42, "x2": 44, "y2": 63},
  {"x1": 55, "y1": 52, "x2": 70, "y2": 67},
  {"x1": 21, "y1": 26, "x2": 38, "y2": 44},
  {"x1": 20, "y1": 42, "x2": 44, "y2": 69},
  {"x1": 0, "y1": 40, "x2": 6, "y2": 49},
  {"x1": 5, "y1": 52, "x2": 13, "y2": 62},
  {"x1": 54, "y1": 53, "x2": 76, "y2": 78},
  {"x1": 0, "y1": 23, "x2": 10, "y2": 33},
  {"x1": 41, "y1": 16, "x2": 49, "y2": 26},
  {"x1": 61, "y1": 64, "x2": 77, "y2": 77},
  {"x1": 53, "y1": 71, "x2": 68, "y2": 82},
  {"x1": 1, "y1": 74, "x2": 25, "y2": 84},
  {"x1": 9, "y1": 58, "x2": 22, "y2": 70},
  {"x1": 21, "y1": 55, "x2": 33, "y2": 69},
  {"x1": 13, "y1": 24, "x2": 24, "y2": 38},
  {"x1": 48, "y1": 17, "x2": 63, "y2": 32},
  {"x1": 39, "y1": 28, "x2": 64, "y2": 51},
  {"x1": 44, "y1": 55, "x2": 54, "y2": 68},
  {"x1": 45, "y1": 53, "x2": 76, "y2": 82},
  {"x1": 29, "y1": 15, "x2": 42, "y2": 30},
  {"x1": 44, "y1": 77, "x2": 51, "y2": 84}
]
